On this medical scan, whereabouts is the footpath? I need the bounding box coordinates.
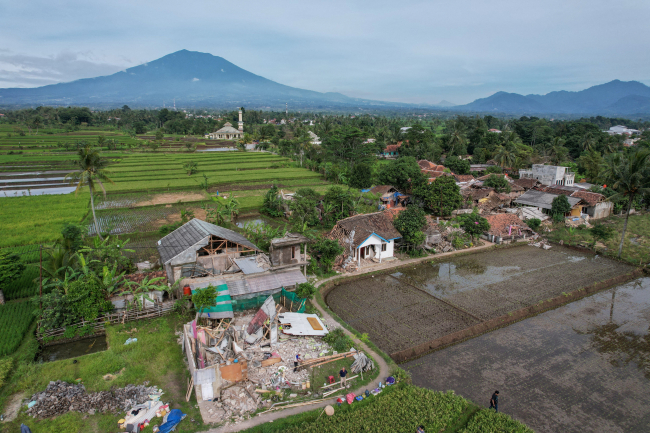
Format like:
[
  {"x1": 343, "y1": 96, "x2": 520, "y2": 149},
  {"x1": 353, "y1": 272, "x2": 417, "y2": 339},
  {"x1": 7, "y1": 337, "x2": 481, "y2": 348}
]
[{"x1": 201, "y1": 241, "x2": 495, "y2": 433}]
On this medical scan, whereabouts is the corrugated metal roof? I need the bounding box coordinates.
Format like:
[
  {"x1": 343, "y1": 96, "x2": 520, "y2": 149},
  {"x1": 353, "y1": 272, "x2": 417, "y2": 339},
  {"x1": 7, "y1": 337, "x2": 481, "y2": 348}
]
[
  {"x1": 274, "y1": 270, "x2": 307, "y2": 287},
  {"x1": 234, "y1": 257, "x2": 266, "y2": 275},
  {"x1": 514, "y1": 190, "x2": 581, "y2": 210},
  {"x1": 226, "y1": 279, "x2": 249, "y2": 297},
  {"x1": 246, "y1": 270, "x2": 306, "y2": 295},
  {"x1": 157, "y1": 218, "x2": 259, "y2": 264}
]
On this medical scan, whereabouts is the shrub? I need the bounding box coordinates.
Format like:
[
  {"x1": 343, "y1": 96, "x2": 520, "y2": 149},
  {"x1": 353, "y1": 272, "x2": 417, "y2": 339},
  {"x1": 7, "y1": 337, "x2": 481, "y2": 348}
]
[
  {"x1": 295, "y1": 282, "x2": 316, "y2": 300},
  {"x1": 527, "y1": 218, "x2": 542, "y2": 232},
  {"x1": 323, "y1": 328, "x2": 354, "y2": 352}
]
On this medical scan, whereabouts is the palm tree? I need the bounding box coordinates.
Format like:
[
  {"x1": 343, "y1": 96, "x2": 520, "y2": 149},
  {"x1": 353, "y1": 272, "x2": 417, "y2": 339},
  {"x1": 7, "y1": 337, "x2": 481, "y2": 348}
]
[
  {"x1": 549, "y1": 137, "x2": 568, "y2": 165},
  {"x1": 65, "y1": 145, "x2": 114, "y2": 240},
  {"x1": 493, "y1": 145, "x2": 515, "y2": 169},
  {"x1": 447, "y1": 122, "x2": 467, "y2": 156},
  {"x1": 598, "y1": 148, "x2": 650, "y2": 258},
  {"x1": 581, "y1": 133, "x2": 596, "y2": 152}
]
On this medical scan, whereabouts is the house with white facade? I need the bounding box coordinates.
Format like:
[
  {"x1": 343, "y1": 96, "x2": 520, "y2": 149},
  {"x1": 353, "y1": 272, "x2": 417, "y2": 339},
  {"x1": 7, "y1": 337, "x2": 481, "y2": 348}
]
[
  {"x1": 518, "y1": 164, "x2": 575, "y2": 186},
  {"x1": 605, "y1": 125, "x2": 640, "y2": 136},
  {"x1": 328, "y1": 212, "x2": 401, "y2": 268}
]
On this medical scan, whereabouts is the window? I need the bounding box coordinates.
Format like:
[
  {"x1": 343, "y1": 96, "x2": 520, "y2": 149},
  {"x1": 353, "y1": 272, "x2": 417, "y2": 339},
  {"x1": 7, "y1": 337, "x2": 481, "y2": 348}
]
[
  {"x1": 291, "y1": 246, "x2": 296, "y2": 259},
  {"x1": 381, "y1": 243, "x2": 387, "y2": 252}
]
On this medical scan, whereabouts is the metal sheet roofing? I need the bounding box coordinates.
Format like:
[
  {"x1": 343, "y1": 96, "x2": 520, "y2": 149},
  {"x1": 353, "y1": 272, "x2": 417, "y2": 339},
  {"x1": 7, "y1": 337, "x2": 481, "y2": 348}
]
[
  {"x1": 157, "y1": 218, "x2": 259, "y2": 264},
  {"x1": 514, "y1": 190, "x2": 581, "y2": 210},
  {"x1": 234, "y1": 257, "x2": 266, "y2": 275}
]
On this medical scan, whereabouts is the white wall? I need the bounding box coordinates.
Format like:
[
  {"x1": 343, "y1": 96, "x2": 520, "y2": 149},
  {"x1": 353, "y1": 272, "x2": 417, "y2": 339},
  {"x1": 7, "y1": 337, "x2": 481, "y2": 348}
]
[{"x1": 357, "y1": 234, "x2": 395, "y2": 259}]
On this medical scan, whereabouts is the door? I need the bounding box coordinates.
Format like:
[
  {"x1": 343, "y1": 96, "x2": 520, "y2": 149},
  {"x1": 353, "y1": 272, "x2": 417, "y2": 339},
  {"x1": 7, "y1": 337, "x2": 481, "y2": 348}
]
[{"x1": 360, "y1": 247, "x2": 365, "y2": 259}]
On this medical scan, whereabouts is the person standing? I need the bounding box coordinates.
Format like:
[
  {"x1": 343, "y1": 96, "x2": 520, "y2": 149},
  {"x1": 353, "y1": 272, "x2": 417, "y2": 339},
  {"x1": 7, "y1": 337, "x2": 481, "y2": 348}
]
[
  {"x1": 294, "y1": 353, "x2": 301, "y2": 372},
  {"x1": 489, "y1": 390, "x2": 499, "y2": 412},
  {"x1": 339, "y1": 367, "x2": 348, "y2": 387},
  {"x1": 416, "y1": 425, "x2": 426, "y2": 433}
]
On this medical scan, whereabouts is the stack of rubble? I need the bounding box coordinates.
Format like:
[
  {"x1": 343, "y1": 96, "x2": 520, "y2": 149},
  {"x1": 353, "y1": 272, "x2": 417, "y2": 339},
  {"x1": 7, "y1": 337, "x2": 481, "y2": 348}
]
[{"x1": 27, "y1": 381, "x2": 159, "y2": 418}]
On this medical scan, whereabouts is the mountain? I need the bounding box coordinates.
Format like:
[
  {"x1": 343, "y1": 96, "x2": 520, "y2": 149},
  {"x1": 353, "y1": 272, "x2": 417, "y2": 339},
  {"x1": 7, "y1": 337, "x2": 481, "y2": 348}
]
[
  {"x1": 458, "y1": 80, "x2": 650, "y2": 115},
  {"x1": 0, "y1": 50, "x2": 402, "y2": 110},
  {"x1": 435, "y1": 100, "x2": 456, "y2": 107}
]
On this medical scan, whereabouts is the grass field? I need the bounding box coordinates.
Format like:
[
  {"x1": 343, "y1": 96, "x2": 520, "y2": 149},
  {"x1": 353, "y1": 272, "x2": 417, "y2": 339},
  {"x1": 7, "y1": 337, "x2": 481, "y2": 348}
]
[
  {"x1": 0, "y1": 316, "x2": 206, "y2": 433},
  {"x1": 547, "y1": 212, "x2": 650, "y2": 265},
  {"x1": 0, "y1": 302, "x2": 36, "y2": 357}
]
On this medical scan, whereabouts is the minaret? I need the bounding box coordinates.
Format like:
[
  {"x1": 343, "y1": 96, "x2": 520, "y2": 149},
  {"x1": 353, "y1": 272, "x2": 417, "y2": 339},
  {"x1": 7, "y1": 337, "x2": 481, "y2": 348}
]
[
  {"x1": 285, "y1": 103, "x2": 288, "y2": 116},
  {"x1": 238, "y1": 108, "x2": 244, "y2": 132}
]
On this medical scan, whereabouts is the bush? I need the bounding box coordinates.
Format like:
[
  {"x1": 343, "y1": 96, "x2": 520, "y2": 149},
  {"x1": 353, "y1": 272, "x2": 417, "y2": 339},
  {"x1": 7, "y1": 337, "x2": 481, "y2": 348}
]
[
  {"x1": 295, "y1": 282, "x2": 316, "y2": 300},
  {"x1": 527, "y1": 218, "x2": 542, "y2": 231},
  {"x1": 323, "y1": 328, "x2": 354, "y2": 352}
]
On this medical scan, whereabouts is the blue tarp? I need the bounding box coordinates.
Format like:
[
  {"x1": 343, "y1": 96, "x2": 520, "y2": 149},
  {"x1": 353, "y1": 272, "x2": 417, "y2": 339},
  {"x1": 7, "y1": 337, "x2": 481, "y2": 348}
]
[
  {"x1": 158, "y1": 409, "x2": 186, "y2": 433},
  {"x1": 361, "y1": 188, "x2": 371, "y2": 193}
]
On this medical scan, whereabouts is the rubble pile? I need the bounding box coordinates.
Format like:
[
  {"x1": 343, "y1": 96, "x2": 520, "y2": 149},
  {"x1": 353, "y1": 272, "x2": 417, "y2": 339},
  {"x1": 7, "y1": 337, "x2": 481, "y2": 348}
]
[
  {"x1": 27, "y1": 381, "x2": 158, "y2": 418},
  {"x1": 351, "y1": 352, "x2": 374, "y2": 373},
  {"x1": 183, "y1": 295, "x2": 375, "y2": 426}
]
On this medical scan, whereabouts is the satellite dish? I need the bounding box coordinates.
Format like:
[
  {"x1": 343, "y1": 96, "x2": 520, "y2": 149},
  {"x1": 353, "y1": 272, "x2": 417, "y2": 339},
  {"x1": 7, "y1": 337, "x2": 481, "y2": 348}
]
[{"x1": 325, "y1": 405, "x2": 335, "y2": 416}]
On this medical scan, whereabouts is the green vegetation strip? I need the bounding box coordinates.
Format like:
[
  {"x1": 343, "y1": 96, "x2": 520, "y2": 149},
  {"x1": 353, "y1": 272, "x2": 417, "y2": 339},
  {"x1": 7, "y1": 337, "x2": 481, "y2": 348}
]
[
  {"x1": 241, "y1": 383, "x2": 531, "y2": 433},
  {"x1": 0, "y1": 193, "x2": 89, "y2": 248},
  {"x1": 0, "y1": 302, "x2": 35, "y2": 357}
]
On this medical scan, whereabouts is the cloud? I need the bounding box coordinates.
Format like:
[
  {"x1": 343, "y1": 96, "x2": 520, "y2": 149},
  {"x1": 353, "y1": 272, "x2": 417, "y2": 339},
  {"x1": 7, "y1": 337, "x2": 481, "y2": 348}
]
[
  {"x1": 0, "y1": 50, "x2": 127, "y2": 88},
  {"x1": 0, "y1": 0, "x2": 649, "y2": 103}
]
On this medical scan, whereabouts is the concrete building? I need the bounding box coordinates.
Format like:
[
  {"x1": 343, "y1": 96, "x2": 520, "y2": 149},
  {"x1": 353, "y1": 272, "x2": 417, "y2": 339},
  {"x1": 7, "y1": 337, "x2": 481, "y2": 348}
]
[
  {"x1": 205, "y1": 109, "x2": 244, "y2": 140},
  {"x1": 518, "y1": 164, "x2": 575, "y2": 186},
  {"x1": 605, "y1": 125, "x2": 640, "y2": 136}
]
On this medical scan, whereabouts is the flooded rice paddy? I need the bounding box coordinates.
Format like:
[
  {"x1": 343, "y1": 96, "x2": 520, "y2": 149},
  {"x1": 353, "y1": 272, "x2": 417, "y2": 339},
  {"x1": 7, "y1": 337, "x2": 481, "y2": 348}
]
[
  {"x1": 327, "y1": 245, "x2": 633, "y2": 355},
  {"x1": 0, "y1": 170, "x2": 76, "y2": 197},
  {"x1": 403, "y1": 277, "x2": 650, "y2": 433}
]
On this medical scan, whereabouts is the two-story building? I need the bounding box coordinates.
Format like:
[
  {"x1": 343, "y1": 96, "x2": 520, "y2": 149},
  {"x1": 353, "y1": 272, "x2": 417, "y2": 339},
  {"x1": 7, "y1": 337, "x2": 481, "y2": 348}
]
[{"x1": 519, "y1": 164, "x2": 575, "y2": 186}]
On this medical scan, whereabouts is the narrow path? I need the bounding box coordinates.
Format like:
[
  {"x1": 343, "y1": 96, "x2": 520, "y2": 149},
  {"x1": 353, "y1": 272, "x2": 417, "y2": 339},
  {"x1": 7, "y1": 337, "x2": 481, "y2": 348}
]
[{"x1": 201, "y1": 242, "x2": 495, "y2": 433}]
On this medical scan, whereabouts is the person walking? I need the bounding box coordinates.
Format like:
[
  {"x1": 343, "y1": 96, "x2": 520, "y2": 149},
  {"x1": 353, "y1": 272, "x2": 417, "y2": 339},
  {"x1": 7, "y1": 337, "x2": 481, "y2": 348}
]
[
  {"x1": 489, "y1": 390, "x2": 499, "y2": 412},
  {"x1": 416, "y1": 425, "x2": 426, "y2": 433},
  {"x1": 339, "y1": 367, "x2": 348, "y2": 388}
]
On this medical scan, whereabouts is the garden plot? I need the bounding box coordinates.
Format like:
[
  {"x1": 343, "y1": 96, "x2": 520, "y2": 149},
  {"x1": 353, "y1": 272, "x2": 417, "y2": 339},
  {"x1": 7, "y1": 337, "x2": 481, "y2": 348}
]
[
  {"x1": 87, "y1": 206, "x2": 178, "y2": 236},
  {"x1": 327, "y1": 245, "x2": 633, "y2": 358}
]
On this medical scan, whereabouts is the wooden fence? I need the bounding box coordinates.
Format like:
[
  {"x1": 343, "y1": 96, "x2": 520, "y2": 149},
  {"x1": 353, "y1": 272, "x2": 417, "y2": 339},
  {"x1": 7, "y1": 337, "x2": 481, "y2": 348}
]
[{"x1": 37, "y1": 301, "x2": 176, "y2": 341}]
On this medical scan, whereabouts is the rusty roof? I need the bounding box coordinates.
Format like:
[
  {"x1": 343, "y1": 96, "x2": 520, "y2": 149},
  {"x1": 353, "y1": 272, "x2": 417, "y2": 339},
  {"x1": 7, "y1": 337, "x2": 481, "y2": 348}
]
[
  {"x1": 454, "y1": 174, "x2": 475, "y2": 182},
  {"x1": 328, "y1": 212, "x2": 401, "y2": 249},
  {"x1": 570, "y1": 190, "x2": 605, "y2": 207},
  {"x1": 513, "y1": 178, "x2": 540, "y2": 189},
  {"x1": 484, "y1": 213, "x2": 532, "y2": 237},
  {"x1": 383, "y1": 144, "x2": 401, "y2": 152},
  {"x1": 370, "y1": 185, "x2": 397, "y2": 195}
]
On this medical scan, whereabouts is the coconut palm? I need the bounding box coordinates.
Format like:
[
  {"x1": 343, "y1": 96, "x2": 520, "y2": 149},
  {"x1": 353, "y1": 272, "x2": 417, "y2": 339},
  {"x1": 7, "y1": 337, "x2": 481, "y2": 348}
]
[
  {"x1": 581, "y1": 133, "x2": 597, "y2": 152},
  {"x1": 447, "y1": 122, "x2": 467, "y2": 156},
  {"x1": 493, "y1": 145, "x2": 516, "y2": 169},
  {"x1": 598, "y1": 148, "x2": 650, "y2": 258},
  {"x1": 65, "y1": 145, "x2": 114, "y2": 240}
]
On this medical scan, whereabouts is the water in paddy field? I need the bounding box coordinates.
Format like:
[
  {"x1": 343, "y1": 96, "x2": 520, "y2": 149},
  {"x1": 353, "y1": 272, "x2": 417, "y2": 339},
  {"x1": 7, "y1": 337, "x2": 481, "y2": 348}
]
[
  {"x1": 236, "y1": 215, "x2": 272, "y2": 228},
  {"x1": 403, "y1": 277, "x2": 650, "y2": 433},
  {"x1": 37, "y1": 335, "x2": 108, "y2": 362},
  {"x1": 0, "y1": 170, "x2": 75, "y2": 197},
  {"x1": 197, "y1": 147, "x2": 237, "y2": 152}
]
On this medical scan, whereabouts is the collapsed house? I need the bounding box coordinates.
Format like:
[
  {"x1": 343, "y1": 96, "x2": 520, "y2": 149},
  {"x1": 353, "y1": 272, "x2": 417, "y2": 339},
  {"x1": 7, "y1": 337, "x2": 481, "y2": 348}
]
[
  {"x1": 157, "y1": 219, "x2": 309, "y2": 315},
  {"x1": 462, "y1": 186, "x2": 512, "y2": 213},
  {"x1": 328, "y1": 212, "x2": 401, "y2": 271},
  {"x1": 482, "y1": 213, "x2": 535, "y2": 244}
]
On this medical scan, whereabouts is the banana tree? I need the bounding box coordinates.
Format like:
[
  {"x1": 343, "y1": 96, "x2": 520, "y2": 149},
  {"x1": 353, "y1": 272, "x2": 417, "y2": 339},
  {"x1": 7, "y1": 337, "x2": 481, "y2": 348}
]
[{"x1": 124, "y1": 276, "x2": 168, "y2": 310}]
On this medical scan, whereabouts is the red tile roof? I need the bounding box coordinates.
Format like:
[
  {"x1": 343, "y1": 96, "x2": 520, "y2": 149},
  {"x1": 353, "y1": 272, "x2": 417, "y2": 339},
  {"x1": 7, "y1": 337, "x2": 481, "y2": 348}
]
[
  {"x1": 383, "y1": 144, "x2": 401, "y2": 152},
  {"x1": 570, "y1": 190, "x2": 605, "y2": 207},
  {"x1": 328, "y1": 212, "x2": 401, "y2": 248},
  {"x1": 454, "y1": 174, "x2": 475, "y2": 182},
  {"x1": 513, "y1": 178, "x2": 539, "y2": 189},
  {"x1": 483, "y1": 214, "x2": 532, "y2": 237}
]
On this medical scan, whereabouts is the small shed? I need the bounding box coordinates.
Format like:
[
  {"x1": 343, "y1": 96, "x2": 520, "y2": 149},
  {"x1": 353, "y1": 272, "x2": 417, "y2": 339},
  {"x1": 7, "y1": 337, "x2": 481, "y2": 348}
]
[{"x1": 269, "y1": 233, "x2": 310, "y2": 275}]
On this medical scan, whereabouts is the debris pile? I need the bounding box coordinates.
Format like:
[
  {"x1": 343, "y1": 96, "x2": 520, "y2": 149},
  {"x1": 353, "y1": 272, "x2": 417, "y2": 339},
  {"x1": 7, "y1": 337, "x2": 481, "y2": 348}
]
[
  {"x1": 26, "y1": 381, "x2": 158, "y2": 418},
  {"x1": 183, "y1": 294, "x2": 375, "y2": 426},
  {"x1": 351, "y1": 352, "x2": 374, "y2": 373}
]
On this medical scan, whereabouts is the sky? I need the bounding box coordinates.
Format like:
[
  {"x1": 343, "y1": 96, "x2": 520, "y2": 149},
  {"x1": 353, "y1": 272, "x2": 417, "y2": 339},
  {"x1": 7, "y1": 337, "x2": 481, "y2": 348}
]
[{"x1": 1, "y1": 0, "x2": 649, "y2": 105}]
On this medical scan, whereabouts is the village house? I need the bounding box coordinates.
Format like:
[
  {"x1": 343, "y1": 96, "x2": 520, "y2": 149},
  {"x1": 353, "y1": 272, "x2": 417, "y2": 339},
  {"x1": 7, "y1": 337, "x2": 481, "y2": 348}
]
[
  {"x1": 604, "y1": 125, "x2": 640, "y2": 136},
  {"x1": 369, "y1": 185, "x2": 406, "y2": 209},
  {"x1": 462, "y1": 185, "x2": 512, "y2": 213},
  {"x1": 328, "y1": 211, "x2": 401, "y2": 268},
  {"x1": 205, "y1": 109, "x2": 244, "y2": 140},
  {"x1": 418, "y1": 160, "x2": 448, "y2": 183},
  {"x1": 453, "y1": 174, "x2": 476, "y2": 186},
  {"x1": 518, "y1": 164, "x2": 575, "y2": 186},
  {"x1": 157, "y1": 219, "x2": 308, "y2": 313},
  {"x1": 482, "y1": 213, "x2": 534, "y2": 244},
  {"x1": 537, "y1": 185, "x2": 612, "y2": 219},
  {"x1": 514, "y1": 189, "x2": 583, "y2": 217},
  {"x1": 381, "y1": 143, "x2": 400, "y2": 158}
]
